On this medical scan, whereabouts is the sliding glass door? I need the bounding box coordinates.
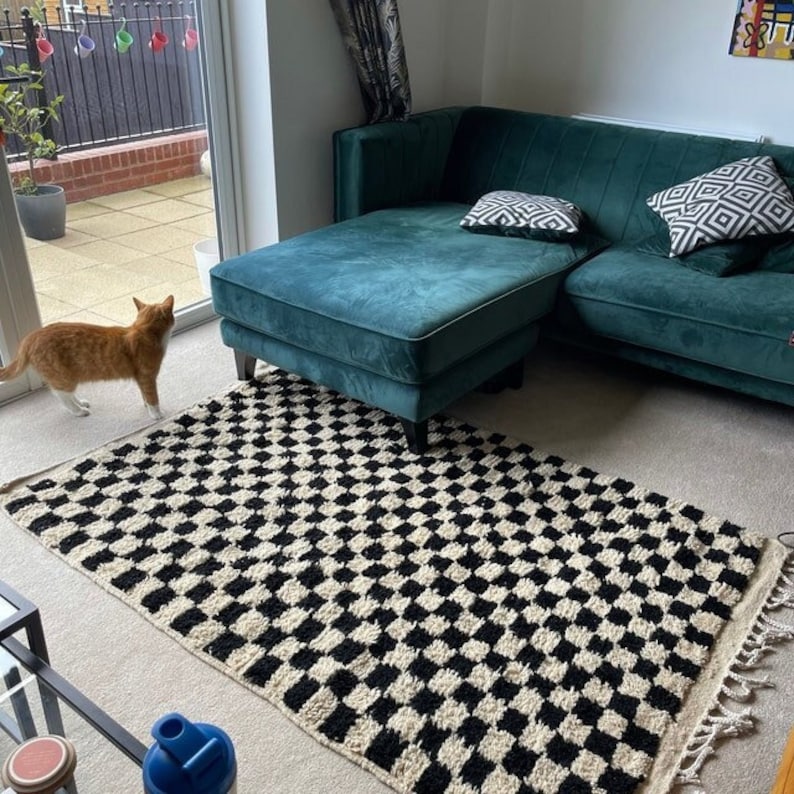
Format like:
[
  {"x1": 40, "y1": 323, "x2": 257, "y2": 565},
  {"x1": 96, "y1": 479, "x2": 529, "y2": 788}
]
[{"x1": 0, "y1": 0, "x2": 242, "y2": 404}]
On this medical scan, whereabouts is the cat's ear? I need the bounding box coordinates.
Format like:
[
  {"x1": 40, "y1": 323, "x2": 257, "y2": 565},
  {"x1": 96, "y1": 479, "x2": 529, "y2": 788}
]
[
  {"x1": 164, "y1": 295, "x2": 175, "y2": 310},
  {"x1": 133, "y1": 297, "x2": 143, "y2": 311}
]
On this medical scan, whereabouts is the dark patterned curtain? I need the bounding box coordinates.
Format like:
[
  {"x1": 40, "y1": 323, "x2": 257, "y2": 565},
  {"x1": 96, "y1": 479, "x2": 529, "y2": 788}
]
[{"x1": 329, "y1": 0, "x2": 412, "y2": 124}]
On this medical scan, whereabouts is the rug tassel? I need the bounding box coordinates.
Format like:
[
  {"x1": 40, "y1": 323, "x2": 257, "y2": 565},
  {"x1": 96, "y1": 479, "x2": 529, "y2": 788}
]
[
  {"x1": 674, "y1": 551, "x2": 794, "y2": 789},
  {"x1": 733, "y1": 614, "x2": 794, "y2": 670},
  {"x1": 767, "y1": 566, "x2": 794, "y2": 609},
  {"x1": 676, "y1": 701, "x2": 755, "y2": 786},
  {"x1": 718, "y1": 668, "x2": 772, "y2": 702}
]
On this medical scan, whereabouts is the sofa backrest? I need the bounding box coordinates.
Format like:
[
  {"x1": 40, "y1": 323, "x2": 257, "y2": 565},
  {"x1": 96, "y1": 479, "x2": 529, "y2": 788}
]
[
  {"x1": 334, "y1": 107, "x2": 464, "y2": 222},
  {"x1": 440, "y1": 107, "x2": 794, "y2": 243}
]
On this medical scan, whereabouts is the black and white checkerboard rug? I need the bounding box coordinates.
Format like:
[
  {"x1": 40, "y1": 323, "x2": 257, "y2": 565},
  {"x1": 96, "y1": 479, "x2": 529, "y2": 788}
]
[{"x1": 2, "y1": 371, "x2": 767, "y2": 793}]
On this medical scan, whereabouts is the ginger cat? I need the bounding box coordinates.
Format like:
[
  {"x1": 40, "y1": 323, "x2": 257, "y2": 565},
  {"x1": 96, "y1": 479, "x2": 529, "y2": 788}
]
[{"x1": 0, "y1": 295, "x2": 175, "y2": 419}]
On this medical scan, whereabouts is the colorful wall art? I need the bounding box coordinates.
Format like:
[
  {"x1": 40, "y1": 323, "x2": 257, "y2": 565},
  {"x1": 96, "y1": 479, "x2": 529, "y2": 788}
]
[{"x1": 730, "y1": 1, "x2": 794, "y2": 59}]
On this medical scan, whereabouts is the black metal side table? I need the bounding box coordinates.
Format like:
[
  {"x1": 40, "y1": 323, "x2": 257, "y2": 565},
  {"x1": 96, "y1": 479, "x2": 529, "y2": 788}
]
[
  {"x1": 0, "y1": 579, "x2": 147, "y2": 792},
  {"x1": 0, "y1": 579, "x2": 66, "y2": 745},
  {"x1": 0, "y1": 578, "x2": 51, "y2": 662}
]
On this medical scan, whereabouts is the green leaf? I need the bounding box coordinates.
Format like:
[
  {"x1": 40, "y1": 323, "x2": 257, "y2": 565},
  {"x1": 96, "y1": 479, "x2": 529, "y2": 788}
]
[{"x1": 0, "y1": 62, "x2": 65, "y2": 190}]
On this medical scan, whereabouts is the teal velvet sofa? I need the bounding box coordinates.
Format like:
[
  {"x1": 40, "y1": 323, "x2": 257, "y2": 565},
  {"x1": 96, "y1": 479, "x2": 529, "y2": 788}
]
[{"x1": 211, "y1": 106, "x2": 794, "y2": 451}]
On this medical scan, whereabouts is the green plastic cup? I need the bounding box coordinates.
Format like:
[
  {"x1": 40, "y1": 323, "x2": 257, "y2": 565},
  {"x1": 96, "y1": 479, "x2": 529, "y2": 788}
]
[{"x1": 115, "y1": 29, "x2": 133, "y2": 53}]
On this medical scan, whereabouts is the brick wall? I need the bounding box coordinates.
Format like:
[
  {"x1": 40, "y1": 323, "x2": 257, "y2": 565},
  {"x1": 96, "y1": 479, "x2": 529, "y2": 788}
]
[{"x1": 8, "y1": 130, "x2": 208, "y2": 203}]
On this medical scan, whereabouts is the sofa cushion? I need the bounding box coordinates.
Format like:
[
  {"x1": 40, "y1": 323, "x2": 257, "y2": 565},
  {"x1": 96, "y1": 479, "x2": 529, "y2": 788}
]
[
  {"x1": 758, "y1": 235, "x2": 794, "y2": 273},
  {"x1": 646, "y1": 156, "x2": 794, "y2": 255},
  {"x1": 212, "y1": 203, "x2": 607, "y2": 384},
  {"x1": 634, "y1": 231, "x2": 770, "y2": 277},
  {"x1": 460, "y1": 191, "x2": 583, "y2": 240},
  {"x1": 561, "y1": 245, "x2": 794, "y2": 386}
]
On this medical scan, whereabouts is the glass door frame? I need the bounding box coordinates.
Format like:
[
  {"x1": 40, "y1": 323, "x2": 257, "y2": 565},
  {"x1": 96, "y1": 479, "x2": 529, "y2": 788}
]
[
  {"x1": 195, "y1": 0, "x2": 245, "y2": 262},
  {"x1": 171, "y1": 0, "x2": 244, "y2": 333},
  {"x1": 0, "y1": 155, "x2": 41, "y2": 403}
]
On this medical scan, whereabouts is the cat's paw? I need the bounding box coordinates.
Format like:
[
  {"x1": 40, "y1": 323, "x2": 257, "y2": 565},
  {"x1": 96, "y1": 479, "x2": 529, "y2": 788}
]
[
  {"x1": 53, "y1": 390, "x2": 90, "y2": 416},
  {"x1": 147, "y1": 404, "x2": 164, "y2": 420},
  {"x1": 76, "y1": 397, "x2": 90, "y2": 408}
]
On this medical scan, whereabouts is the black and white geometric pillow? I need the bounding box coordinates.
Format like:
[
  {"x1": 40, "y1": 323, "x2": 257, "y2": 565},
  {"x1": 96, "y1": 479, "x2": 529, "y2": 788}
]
[
  {"x1": 460, "y1": 190, "x2": 583, "y2": 239},
  {"x1": 647, "y1": 155, "x2": 794, "y2": 256}
]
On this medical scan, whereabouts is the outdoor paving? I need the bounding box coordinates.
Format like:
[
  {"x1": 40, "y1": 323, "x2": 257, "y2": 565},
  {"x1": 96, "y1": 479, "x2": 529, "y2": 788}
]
[{"x1": 24, "y1": 175, "x2": 216, "y2": 326}]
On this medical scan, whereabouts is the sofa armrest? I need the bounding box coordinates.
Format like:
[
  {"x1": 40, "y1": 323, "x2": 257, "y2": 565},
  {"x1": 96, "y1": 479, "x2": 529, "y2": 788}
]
[{"x1": 333, "y1": 107, "x2": 465, "y2": 222}]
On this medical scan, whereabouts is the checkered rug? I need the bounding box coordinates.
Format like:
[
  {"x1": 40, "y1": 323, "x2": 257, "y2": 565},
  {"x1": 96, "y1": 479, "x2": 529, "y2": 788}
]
[{"x1": 1, "y1": 371, "x2": 772, "y2": 793}]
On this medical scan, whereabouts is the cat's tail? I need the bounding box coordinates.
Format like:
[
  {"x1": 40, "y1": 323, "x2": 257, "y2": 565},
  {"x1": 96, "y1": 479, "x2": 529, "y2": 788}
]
[{"x1": 0, "y1": 345, "x2": 30, "y2": 382}]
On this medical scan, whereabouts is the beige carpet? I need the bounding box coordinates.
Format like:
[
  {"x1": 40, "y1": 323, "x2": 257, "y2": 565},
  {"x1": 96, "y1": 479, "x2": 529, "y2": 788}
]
[{"x1": 1, "y1": 320, "x2": 793, "y2": 793}]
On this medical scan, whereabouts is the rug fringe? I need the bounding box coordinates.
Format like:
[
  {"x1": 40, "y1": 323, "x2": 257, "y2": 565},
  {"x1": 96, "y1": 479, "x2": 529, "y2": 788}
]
[{"x1": 675, "y1": 551, "x2": 794, "y2": 789}]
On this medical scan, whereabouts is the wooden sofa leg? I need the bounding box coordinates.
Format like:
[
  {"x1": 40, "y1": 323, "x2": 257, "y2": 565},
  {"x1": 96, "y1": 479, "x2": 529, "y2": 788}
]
[
  {"x1": 235, "y1": 350, "x2": 256, "y2": 380},
  {"x1": 400, "y1": 418, "x2": 429, "y2": 455}
]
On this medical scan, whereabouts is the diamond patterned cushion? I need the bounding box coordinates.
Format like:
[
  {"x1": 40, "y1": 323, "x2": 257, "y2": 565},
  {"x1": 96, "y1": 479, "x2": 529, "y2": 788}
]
[
  {"x1": 646, "y1": 156, "x2": 794, "y2": 256},
  {"x1": 460, "y1": 190, "x2": 583, "y2": 240}
]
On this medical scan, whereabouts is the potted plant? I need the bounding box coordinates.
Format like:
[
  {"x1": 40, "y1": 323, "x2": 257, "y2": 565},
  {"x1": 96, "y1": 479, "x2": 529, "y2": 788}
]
[{"x1": 0, "y1": 62, "x2": 65, "y2": 240}]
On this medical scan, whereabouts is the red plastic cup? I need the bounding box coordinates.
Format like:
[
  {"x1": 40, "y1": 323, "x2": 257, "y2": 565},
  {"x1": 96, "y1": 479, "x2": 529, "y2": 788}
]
[
  {"x1": 184, "y1": 28, "x2": 198, "y2": 51},
  {"x1": 149, "y1": 30, "x2": 169, "y2": 52},
  {"x1": 37, "y1": 38, "x2": 54, "y2": 63}
]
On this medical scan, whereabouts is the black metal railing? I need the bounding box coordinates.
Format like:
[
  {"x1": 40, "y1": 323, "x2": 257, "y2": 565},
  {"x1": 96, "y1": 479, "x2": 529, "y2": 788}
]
[{"x1": 0, "y1": 2, "x2": 206, "y2": 160}]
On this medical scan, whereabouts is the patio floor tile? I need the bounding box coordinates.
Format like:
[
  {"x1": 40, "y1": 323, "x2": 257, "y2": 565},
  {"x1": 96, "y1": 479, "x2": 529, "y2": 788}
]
[
  {"x1": 161, "y1": 244, "x2": 198, "y2": 266},
  {"x1": 125, "y1": 198, "x2": 208, "y2": 224},
  {"x1": 147, "y1": 176, "x2": 211, "y2": 197},
  {"x1": 90, "y1": 190, "x2": 166, "y2": 211},
  {"x1": 181, "y1": 190, "x2": 215, "y2": 209},
  {"x1": 35, "y1": 293, "x2": 83, "y2": 322},
  {"x1": 26, "y1": 246, "x2": 98, "y2": 280},
  {"x1": 25, "y1": 180, "x2": 217, "y2": 325},
  {"x1": 171, "y1": 213, "x2": 217, "y2": 236},
  {"x1": 69, "y1": 212, "x2": 160, "y2": 239},
  {"x1": 67, "y1": 240, "x2": 147, "y2": 265},
  {"x1": 115, "y1": 255, "x2": 196, "y2": 282},
  {"x1": 66, "y1": 201, "x2": 112, "y2": 221},
  {"x1": 37, "y1": 263, "x2": 165, "y2": 308},
  {"x1": 110, "y1": 225, "x2": 204, "y2": 255},
  {"x1": 99, "y1": 280, "x2": 207, "y2": 323},
  {"x1": 61, "y1": 309, "x2": 119, "y2": 324},
  {"x1": 43, "y1": 229, "x2": 99, "y2": 249}
]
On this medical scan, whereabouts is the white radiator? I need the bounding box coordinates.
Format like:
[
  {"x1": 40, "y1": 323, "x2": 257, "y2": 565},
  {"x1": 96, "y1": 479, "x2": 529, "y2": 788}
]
[{"x1": 571, "y1": 113, "x2": 765, "y2": 144}]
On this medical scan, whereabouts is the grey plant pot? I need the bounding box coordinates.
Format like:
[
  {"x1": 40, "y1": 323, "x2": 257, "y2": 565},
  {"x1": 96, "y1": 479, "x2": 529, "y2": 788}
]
[{"x1": 14, "y1": 185, "x2": 67, "y2": 241}]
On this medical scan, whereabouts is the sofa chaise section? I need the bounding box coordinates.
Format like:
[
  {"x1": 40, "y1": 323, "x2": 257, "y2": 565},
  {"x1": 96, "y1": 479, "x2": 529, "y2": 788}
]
[{"x1": 212, "y1": 201, "x2": 602, "y2": 452}]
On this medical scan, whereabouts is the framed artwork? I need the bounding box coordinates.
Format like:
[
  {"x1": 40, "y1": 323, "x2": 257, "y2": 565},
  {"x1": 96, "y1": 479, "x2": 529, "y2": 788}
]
[{"x1": 730, "y1": 1, "x2": 794, "y2": 58}]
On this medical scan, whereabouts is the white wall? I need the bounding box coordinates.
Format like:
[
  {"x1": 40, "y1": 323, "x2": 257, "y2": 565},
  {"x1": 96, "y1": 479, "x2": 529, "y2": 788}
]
[
  {"x1": 440, "y1": 0, "x2": 489, "y2": 106},
  {"x1": 398, "y1": 1, "x2": 448, "y2": 113},
  {"x1": 265, "y1": 0, "x2": 364, "y2": 242},
  {"x1": 230, "y1": 0, "x2": 452, "y2": 249},
  {"x1": 474, "y1": 0, "x2": 794, "y2": 145},
  {"x1": 224, "y1": 1, "x2": 278, "y2": 252}
]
